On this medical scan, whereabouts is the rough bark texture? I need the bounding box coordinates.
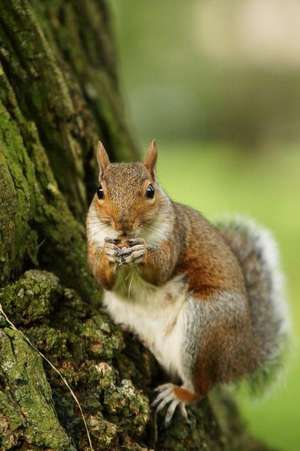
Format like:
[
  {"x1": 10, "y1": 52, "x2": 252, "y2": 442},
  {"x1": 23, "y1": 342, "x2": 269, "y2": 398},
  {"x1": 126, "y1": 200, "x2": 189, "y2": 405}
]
[{"x1": 0, "y1": 1, "x2": 275, "y2": 450}]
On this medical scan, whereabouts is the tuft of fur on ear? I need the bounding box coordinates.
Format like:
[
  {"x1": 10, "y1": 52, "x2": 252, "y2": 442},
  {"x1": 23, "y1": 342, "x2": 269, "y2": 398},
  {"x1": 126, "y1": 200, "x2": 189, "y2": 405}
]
[
  {"x1": 144, "y1": 140, "x2": 158, "y2": 179},
  {"x1": 97, "y1": 141, "x2": 110, "y2": 178}
]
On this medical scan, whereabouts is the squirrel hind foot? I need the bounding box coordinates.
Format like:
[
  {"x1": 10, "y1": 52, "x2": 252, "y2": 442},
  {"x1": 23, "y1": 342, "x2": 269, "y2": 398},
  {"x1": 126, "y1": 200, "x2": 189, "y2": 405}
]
[{"x1": 152, "y1": 383, "x2": 198, "y2": 426}]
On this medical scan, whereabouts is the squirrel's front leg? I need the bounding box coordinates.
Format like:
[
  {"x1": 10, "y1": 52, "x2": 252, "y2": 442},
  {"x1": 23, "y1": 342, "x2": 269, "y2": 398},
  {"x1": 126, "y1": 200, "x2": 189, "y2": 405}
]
[
  {"x1": 88, "y1": 239, "x2": 120, "y2": 290},
  {"x1": 135, "y1": 239, "x2": 176, "y2": 286}
]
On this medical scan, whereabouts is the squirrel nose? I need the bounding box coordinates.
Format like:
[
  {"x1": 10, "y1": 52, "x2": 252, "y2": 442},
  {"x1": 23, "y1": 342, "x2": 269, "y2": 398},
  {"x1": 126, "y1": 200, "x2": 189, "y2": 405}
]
[{"x1": 113, "y1": 214, "x2": 132, "y2": 233}]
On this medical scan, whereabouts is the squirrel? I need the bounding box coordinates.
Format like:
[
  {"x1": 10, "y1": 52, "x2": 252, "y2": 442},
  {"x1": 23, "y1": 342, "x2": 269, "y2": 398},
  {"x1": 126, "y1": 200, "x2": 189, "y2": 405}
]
[{"x1": 86, "y1": 140, "x2": 289, "y2": 425}]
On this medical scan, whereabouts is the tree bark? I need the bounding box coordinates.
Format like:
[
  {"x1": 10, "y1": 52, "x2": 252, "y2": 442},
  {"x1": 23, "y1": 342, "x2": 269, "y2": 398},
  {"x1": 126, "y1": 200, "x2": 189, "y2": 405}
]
[{"x1": 0, "y1": 1, "x2": 274, "y2": 450}]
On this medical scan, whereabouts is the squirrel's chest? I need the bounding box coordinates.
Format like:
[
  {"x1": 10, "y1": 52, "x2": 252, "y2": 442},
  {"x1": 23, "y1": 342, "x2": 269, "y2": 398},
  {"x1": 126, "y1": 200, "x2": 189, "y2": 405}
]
[{"x1": 103, "y1": 271, "x2": 188, "y2": 376}]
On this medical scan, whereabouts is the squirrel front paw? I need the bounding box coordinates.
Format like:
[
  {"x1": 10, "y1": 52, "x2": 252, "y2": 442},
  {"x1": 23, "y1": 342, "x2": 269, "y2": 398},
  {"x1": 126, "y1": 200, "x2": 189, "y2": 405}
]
[
  {"x1": 103, "y1": 238, "x2": 121, "y2": 265},
  {"x1": 118, "y1": 238, "x2": 146, "y2": 265},
  {"x1": 104, "y1": 238, "x2": 146, "y2": 266}
]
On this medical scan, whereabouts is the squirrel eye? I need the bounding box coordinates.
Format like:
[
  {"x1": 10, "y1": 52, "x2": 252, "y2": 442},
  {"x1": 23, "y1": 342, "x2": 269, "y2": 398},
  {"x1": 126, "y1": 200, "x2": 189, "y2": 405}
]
[
  {"x1": 145, "y1": 184, "x2": 155, "y2": 199},
  {"x1": 97, "y1": 184, "x2": 104, "y2": 200}
]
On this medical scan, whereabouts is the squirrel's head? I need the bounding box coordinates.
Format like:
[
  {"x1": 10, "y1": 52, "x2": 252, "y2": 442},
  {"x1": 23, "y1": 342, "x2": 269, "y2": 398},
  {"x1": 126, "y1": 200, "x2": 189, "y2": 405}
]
[{"x1": 92, "y1": 140, "x2": 169, "y2": 239}]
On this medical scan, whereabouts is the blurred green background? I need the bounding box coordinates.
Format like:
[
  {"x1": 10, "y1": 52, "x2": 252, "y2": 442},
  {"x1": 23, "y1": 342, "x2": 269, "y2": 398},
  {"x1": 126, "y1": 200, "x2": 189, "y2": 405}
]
[{"x1": 112, "y1": 1, "x2": 300, "y2": 450}]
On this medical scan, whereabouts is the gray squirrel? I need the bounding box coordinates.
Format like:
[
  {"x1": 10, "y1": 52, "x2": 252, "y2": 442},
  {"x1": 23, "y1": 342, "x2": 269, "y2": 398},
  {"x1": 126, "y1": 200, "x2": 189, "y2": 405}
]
[{"x1": 86, "y1": 141, "x2": 289, "y2": 425}]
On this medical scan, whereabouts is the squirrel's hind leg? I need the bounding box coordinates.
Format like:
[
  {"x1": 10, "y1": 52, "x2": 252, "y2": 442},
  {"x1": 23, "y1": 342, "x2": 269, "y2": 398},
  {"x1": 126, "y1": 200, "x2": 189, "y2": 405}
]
[{"x1": 152, "y1": 382, "x2": 199, "y2": 426}]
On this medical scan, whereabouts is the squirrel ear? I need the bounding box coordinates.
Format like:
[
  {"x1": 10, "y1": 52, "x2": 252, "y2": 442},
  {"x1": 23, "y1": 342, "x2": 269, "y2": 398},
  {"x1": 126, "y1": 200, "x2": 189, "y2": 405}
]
[
  {"x1": 144, "y1": 139, "x2": 158, "y2": 179},
  {"x1": 97, "y1": 141, "x2": 110, "y2": 177}
]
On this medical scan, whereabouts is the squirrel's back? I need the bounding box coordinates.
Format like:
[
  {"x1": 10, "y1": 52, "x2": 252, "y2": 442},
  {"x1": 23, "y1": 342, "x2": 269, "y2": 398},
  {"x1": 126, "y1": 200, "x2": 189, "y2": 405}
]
[{"x1": 173, "y1": 202, "x2": 247, "y2": 298}]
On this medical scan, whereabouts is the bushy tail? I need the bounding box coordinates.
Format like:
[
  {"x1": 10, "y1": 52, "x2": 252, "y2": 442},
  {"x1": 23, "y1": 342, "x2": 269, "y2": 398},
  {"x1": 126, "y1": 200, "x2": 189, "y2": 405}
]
[{"x1": 216, "y1": 216, "x2": 290, "y2": 391}]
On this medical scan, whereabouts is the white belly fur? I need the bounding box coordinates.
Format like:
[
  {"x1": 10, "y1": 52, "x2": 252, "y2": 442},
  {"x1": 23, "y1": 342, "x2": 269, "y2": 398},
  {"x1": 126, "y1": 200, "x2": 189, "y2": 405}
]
[{"x1": 103, "y1": 269, "x2": 188, "y2": 381}]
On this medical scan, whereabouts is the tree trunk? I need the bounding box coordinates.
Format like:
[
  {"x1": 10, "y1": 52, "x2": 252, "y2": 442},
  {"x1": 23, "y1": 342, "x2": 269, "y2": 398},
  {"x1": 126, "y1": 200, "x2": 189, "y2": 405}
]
[{"x1": 0, "y1": 1, "x2": 274, "y2": 450}]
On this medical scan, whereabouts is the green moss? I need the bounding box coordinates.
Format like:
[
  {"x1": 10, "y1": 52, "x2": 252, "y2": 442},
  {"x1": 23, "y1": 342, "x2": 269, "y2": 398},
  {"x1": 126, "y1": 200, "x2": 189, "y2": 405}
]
[
  {"x1": 0, "y1": 328, "x2": 74, "y2": 450},
  {"x1": 84, "y1": 413, "x2": 118, "y2": 450},
  {"x1": 81, "y1": 315, "x2": 124, "y2": 360},
  {"x1": 103, "y1": 379, "x2": 150, "y2": 436},
  {"x1": 0, "y1": 94, "x2": 38, "y2": 284},
  {"x1": 0, "y1": 270, "x2": 61, "y2": 324}
]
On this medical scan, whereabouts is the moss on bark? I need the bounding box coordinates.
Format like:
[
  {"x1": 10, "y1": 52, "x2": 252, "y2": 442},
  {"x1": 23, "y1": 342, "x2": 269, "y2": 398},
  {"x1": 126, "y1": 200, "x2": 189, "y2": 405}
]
[
  {"x1": 0, "y1": 1, "x2": 277, "y2": 450},
  {"x1": 0, "y1": 326, "x2": 74, "y2": 450}
]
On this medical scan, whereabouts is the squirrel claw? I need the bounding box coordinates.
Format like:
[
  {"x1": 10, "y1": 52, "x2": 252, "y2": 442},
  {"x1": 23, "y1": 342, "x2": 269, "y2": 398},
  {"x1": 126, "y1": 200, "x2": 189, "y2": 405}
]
[
  {"x1": 128, "y1": 237, "x2": 145, "y2": 246},
  {"x1": 121, "y1": 243, "x2": 146, "y2": 265},
  {"x1": 154, "y1": 382, "x2": 174, "y2": 393},
  {"x1": 179, "y1": 403, "x2": 190, "y2": 423},
  {"x1": 152, "y1": 383, "x2": 193, "y2": 426},
  {"x1": 103, "y1": 240, "x2": 120, "y2": 265},
  {"x1": 104, "y1": 238, "x2": 120, "y2": 245}
]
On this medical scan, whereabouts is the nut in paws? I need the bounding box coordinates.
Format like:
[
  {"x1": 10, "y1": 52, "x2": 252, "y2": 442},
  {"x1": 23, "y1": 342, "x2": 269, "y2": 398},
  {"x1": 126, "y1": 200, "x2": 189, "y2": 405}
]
[{"x1": 118, "y1": 238, "x2": 146, "y2": 265}]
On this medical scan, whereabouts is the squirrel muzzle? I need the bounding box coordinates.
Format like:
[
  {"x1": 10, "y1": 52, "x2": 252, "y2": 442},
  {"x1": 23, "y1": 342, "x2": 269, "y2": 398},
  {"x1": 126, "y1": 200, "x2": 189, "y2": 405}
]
[{"x1": 112, "y1": 213, "x2": 137, "y2": 236}]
